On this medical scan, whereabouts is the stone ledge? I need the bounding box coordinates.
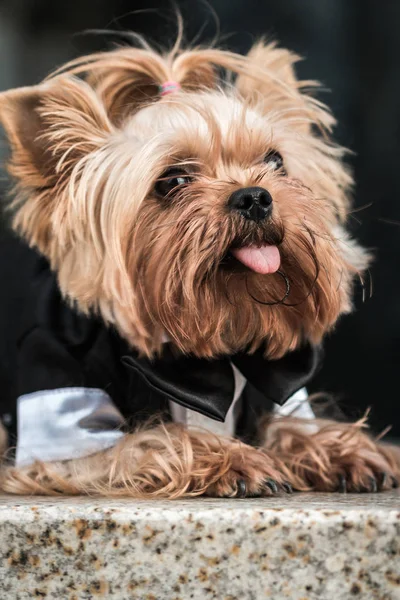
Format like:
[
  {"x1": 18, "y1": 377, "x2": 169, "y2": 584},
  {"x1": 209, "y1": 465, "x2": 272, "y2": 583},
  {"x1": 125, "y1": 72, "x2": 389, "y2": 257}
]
[{"x1": 0, "y1": 492, "x2": 399, "y2": 600}]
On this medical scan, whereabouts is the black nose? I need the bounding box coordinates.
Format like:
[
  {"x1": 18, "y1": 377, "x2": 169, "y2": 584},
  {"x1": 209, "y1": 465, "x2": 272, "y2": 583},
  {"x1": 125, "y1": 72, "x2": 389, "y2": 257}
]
[{"x1": 228, "y1": 186, "x2": 273, "y2": 222}]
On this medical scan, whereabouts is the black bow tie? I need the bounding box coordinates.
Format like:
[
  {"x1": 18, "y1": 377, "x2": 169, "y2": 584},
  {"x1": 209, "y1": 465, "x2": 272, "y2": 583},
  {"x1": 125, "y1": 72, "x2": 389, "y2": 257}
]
[{"x1": 122, "y1": 343, "x2": 322, "y2": 422}]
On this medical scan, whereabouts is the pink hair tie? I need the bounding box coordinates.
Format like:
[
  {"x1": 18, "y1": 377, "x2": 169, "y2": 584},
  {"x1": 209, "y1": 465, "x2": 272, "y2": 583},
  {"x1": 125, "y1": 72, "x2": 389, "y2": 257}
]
[{"x1": 159, "y1": 81, "x2": 181, "y2": 96}]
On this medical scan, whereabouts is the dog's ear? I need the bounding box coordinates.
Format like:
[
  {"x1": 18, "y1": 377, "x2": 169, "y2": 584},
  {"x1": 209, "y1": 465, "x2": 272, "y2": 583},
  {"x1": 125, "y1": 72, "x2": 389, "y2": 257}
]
[
  {"x1": 236, "y1": 41, "x2": 334, "y2": 133},
  {"x1": 90, "y1": 53, "x2": 216, "y2": 125},
  {"x1": 0, "y1": 77, "x2": 113, "y2": 254},
  {"x1": 54, "y1": 48, "x2": 217, "y2": 125},
  {"x1": 0, "y1": 76, "x2": 113, "y2": 190},
  {"x1": 239, "y1": 41, "x2": 301, "y2": 89}
]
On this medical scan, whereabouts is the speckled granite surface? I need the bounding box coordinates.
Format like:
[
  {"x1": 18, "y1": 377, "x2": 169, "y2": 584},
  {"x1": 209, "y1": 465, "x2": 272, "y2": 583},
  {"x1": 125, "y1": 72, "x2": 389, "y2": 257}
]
[{"x1": 0, "y1": 493, "x2": 399, "y2": 600}]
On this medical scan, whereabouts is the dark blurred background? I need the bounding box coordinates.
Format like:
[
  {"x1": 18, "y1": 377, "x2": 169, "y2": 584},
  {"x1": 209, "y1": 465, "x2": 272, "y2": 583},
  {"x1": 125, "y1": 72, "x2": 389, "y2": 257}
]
[{"x1": 0, "y1": 0, "x2": 399, "y2": 435}]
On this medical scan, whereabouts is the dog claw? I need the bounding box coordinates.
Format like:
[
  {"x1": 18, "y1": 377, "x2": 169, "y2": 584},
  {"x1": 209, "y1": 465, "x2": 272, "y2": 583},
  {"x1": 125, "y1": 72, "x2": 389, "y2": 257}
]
[
  {"x1": 282, "y1": 481, "x2": 293, "y2": 494},
  {"x1": 368, "y1": 477, "x2": 378, "y2": 493},
  {"x1": 380, "y1": 472, "x2": 399, "y2": 491},
  {"x1": 236, "y1": 479, "x2": 247, "y2": 498},
  {"x1": 378, "y1": 472, "x2": 389, "y2": 490},
  {"x1": 264, "y1": 478, "x2": 279, "y2": 494},
  {"x1": 338, "y1": 475, "x2": 347, "y2": 493}
]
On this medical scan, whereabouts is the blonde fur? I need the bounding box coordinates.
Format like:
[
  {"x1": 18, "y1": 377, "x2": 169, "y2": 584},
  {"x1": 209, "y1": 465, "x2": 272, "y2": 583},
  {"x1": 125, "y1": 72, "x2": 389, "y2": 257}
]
[
  {"x1": 0, "y1": 36, "x2": 397, "y2": 497},
  {"x1": 0, "y1": 42, "x2": 366, "y2": 358},
  {"x1": 1, "y1": 418, "x2": 398, "y2": 497}
]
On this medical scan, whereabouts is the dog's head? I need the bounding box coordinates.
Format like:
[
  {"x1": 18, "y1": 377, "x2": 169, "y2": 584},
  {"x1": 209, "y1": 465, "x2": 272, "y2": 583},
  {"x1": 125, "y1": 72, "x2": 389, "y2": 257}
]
[{"x1": 0, "y1": 41, "x2": 368, "y2": 358}]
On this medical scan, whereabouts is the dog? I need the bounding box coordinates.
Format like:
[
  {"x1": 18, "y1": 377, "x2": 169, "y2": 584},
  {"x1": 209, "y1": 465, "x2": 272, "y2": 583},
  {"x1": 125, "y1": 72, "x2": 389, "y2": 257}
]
[{"x1": 0, "y1": 35, "x2": 398, "y2": 497}]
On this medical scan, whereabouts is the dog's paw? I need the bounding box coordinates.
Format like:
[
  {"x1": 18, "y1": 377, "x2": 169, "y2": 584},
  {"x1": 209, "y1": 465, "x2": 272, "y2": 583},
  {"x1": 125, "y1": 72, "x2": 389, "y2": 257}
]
[
  {"x1": 331, "y1": 453, "x2": 399, "y2": 494},
  {"x1": 307, "y1": 436, "x2": 399, "y2": 494},
  {"x1": 261, "y1": 416, "x2": 400, "y2": 494},
  {"x1": 204, "y1": 446, "x2": 291, "y2": 498}
]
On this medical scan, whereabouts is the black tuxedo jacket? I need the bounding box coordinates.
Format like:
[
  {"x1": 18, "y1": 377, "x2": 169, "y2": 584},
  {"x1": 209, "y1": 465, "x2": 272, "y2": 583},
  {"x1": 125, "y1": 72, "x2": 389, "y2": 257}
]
[{"x1": 0, "y1": 231, "x2": 321, "y2": 454}]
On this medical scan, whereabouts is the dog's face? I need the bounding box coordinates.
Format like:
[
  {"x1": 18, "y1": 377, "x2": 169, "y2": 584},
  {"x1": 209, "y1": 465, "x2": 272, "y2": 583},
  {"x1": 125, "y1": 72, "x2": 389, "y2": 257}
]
[{"x1": 0, "y1": 43, "x2": 368, "y2": 358}]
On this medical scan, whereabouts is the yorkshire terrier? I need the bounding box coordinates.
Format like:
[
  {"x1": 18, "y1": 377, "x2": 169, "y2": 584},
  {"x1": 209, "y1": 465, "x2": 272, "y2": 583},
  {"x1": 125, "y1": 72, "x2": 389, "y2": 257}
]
[{"x1": 0, "y1": 35, "x2": 398, "y2": 497}]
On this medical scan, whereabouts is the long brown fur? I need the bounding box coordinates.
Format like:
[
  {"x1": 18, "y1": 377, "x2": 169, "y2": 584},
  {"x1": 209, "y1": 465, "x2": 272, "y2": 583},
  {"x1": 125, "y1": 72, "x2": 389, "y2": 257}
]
[
  {"x1": 0, "y1": 41, "x2": 365, "y2": 358},
  {"x1": 1, "y1": 417, "x2": 398, "y2": 496},
  {"x1": 0, "y1": 34, "x2": 397, "y2": 497}
]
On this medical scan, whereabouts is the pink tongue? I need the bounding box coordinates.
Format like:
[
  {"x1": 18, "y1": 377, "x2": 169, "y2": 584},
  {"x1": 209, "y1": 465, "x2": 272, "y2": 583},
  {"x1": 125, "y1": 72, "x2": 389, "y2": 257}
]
[{"x1": 231, "y1": 245, "x2": 280, "y2": 274}]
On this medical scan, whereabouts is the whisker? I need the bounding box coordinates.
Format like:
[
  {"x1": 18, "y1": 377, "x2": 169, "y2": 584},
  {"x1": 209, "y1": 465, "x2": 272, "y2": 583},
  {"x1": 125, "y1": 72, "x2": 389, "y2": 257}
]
[
  {"x1": 378, "y1": 217, "x2": 400, "y2": 226},
  {"x1": 366, "y1": 268, "x2": 373, "y2": 299},
  {"x1": 335, "y1": 267, "x2": 344, "y2": 293},
  {"x1": 347, "y1": 202, "x2": 373, "y2": 215},
  {"x1": 348, "y1": 214, "x2": 362, "y2": 227},
  {"x1": 281, "y1": 237, "x2": 321, "y2": 307},
  {"x1": 245, "y1": 270, "x2": 290, "y2": 306}
]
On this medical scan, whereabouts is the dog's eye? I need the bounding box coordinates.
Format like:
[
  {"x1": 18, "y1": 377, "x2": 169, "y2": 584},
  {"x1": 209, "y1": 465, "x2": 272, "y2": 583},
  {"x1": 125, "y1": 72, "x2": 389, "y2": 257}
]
[
  {"x1": 263, "y1": 150, "x2": 285, "y2": 174},
  {"x1": 155, "y1": 169, "x2": 192, "y2": 198}
]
